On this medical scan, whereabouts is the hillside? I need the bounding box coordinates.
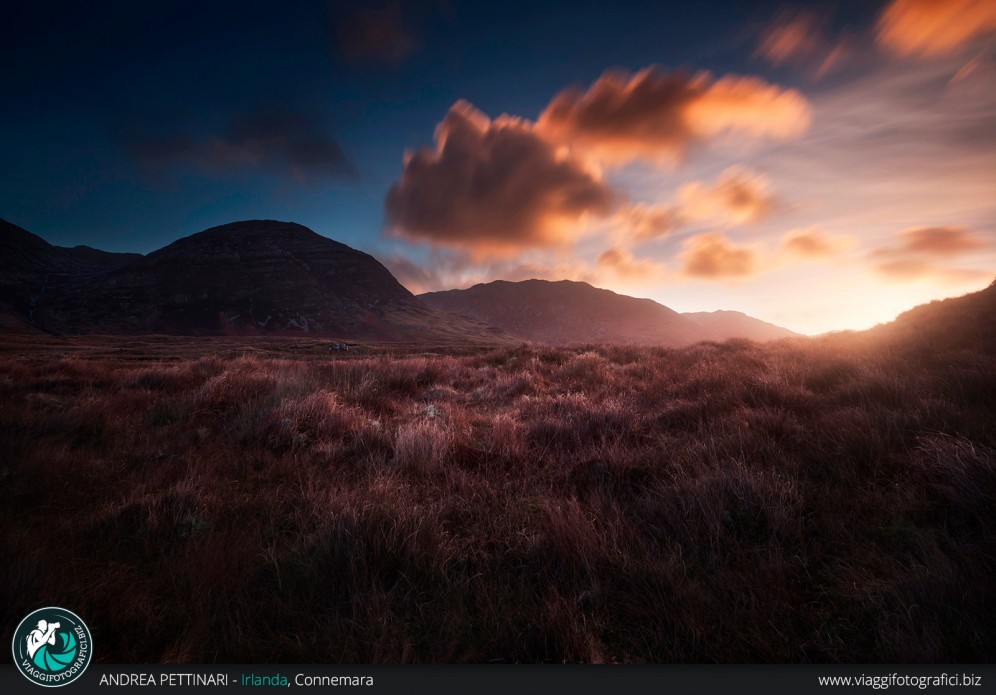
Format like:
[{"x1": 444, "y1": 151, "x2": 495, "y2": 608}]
[
  {"x1": 2, "y1": 219, "x2": 511, "y2": 344},
  {"x1": 682, "y1": 310, "x2": 798, "y2": 342},
  {"x1": 869, "y1": 278, "x2": 996, "y2": 352},
  {"x1": 420, "y1": 279, "x2": 796, "y2": 345},
  {"x1": 0, "y1": 219, "x2": 141, "y2": 328}
]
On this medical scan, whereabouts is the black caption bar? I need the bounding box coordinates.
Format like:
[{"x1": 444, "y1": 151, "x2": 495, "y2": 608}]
[{"x1": 0, "y1": 664, "x2": 991, "y2": 695}]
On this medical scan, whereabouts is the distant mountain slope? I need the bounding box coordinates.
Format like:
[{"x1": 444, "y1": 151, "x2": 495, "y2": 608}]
[
  {"x1": 420, "y1": 280, "x2": 683, "y2": 345},
  {"x1": 0, "y1": 219, "x2": 142, "y2": 325},
  {"x1": 420, "y1": 279, "x2": 798, "y2": 346},
  {"x1": 2, "y1": 219, "x2": 512, "y2": 343},
  {"x1": 866, "y1": 278, "x2": 996, "y2": 352},
  {"x1": 682, "y1": 310, "x2": 798, "y2": 342},
  {"x1": 0, "y1": 219, "x2": 142, "y2": 275}
]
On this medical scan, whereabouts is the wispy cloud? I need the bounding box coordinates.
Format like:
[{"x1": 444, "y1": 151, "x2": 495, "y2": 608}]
[
  {"x1": 333, "y1": 2, "x2": 418, "y2": 66},
  {"x1": 877, "y1": 0, "x2": 996, "y2": 57},
  {"x1": 754, "y1": 9, "x2": 855, "y2": 78},
  {"x1": 891, "y1": 225, "x2": 988, "y2": 255},
  {"x1": 676, "y1": 166, "x2": 778, "y2": 227},
  {"x1": 127, "y1": 106, "x2": 356, "y2": 183},
  {"x1": 617, "y1": 203, "x2": 683, "y2": 242},
  {"x1": 870, "y1": 226, "x2": 990, "y2": 281},
  {"x1": 596, "y1": 247, "x2": 667, "y2": 281},
  {"x1": 536, "y1": 66, "x2": 811, "y2": 166},
  {"x1": 680, "y1": 232, "x2": 758, "y2": 279},
  {"x1": 779, "y1": 228, "x2": 851, "y2": 259}
]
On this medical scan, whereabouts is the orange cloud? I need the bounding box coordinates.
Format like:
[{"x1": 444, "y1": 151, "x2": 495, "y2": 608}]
[
  {"x1": 536, "y1": 66, "x2": 811, "y2": 166},
  {"x1": 680, "y1": 232, "x2": 757, "y2": 279},
  {"x1": 385, "y1": 101, "x2": 616, "y2": 259},
  {"x1": 875, "y1": 257, "x2": 932, "y2": 279},
  {"x1": 875, "y1": 258, "x2": 991, "y2": 283},
  {"x1": 870, "y1": 225, "x2": 989, "y2": 281},
  {"x1": 596, "y1": 247, "x2": 665, "y2": 280},
  {"x1": 877, "y1": 0, "x2": 996, "y2": 57},
  {"x1": 780, "y1": 229, "x2": 850, "y2": 258},
  {"x1": 677, "y1": 167, "x2": 778, "y2": 227},
  {"x1": 950, "y1": 55, "x2": 985, "y2": 83},
  {"x1": 758, "y1": 12, "x2": 819, "y2": 66},
  {"x1": 620, "y1": 203, "x2": 682, "y2": 241},
  {"x1": 898, "y1": 225, "x2": 988, "y2": 255},
  {"x1": 684, "y1": 75, "x2": 812, "y2": 141},
  {"x1": 755, "y1": 10, "x2": 853, "y2": 78}
]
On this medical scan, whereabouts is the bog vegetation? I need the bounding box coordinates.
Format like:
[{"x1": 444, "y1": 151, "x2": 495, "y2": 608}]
[{"x1": 1, "y1": 327, "x2": 994, "y2": 662}]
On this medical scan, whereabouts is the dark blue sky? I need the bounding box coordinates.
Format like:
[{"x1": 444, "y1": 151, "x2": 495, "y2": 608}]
[{"x1": 1, "y1": 0, "x2": 864, "y2": 253}]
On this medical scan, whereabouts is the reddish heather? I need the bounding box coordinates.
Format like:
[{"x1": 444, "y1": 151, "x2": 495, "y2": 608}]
[{"x1": 0, "y1": 330, "x2": 993, "y2": 662}]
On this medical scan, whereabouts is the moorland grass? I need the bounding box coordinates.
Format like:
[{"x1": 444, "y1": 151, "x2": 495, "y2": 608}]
[{"x1": 1, "y1": 334, "x2": 993, "y2": 662}]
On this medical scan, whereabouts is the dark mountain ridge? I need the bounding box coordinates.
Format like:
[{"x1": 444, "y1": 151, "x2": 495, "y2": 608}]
[
  {"x1": 0, "y1": 219, "x2": 141, "y2": 275},
  {"x1": 421, "y1": 279, "x2": 700, "y2": 346},
  {"x1": 0, "y1": 219, "x2": 510, "y2": 343},
  {"x1": 419, "y1": 279, "x2": 797, "y2": 345},
  {"x1": 0, "y1": 219, "x2": 142, "y2": 332}
]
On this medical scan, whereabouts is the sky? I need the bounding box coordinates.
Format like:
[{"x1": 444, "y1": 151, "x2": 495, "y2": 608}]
[{"x1": 1, "y1": 0, "x2": 994, "y2": 335}]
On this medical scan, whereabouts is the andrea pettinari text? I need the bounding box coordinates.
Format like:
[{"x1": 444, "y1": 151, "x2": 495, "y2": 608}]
[{"x1": 97, "y1": 672, "x2": 375, "y2": 687}]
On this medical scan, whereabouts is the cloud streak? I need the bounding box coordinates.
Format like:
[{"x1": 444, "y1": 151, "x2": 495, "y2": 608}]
[
  {"x1": 128, "y1": 107, "x2": 356, "y2": 183},
  {"x1": 894, "y1": 225, "x2": 988, "y2": 255},
  {"x1": 870, "y1": 225, "x2": 990, "y2": 281},
  {"x1": 597, "y1": 247, "x2": 666, "y2": 280},
  {"x1": 334, "y1": 3, "x2": 418, "y2": 66},
  {"x1": 680, "y1": 232, "x2": 757, "y2": 279},
  {"x1": 779, "y1": 229, "x2": 848, "y2": 258},
  {"x1": 755, "y1": 9, "x2": 854, "y2": 78},
  {"x1": 536, "y1": 66, "x2": 811, "y2": 166},
  {"x1": 677, "y1": 166, "x2": 778, "y2": 227},
  {"x1": 619, "y1": 203, "x2": 682, "y2": 241},
  {"x1": 877, "y1": 0, "x2": 996, "y2": 57}
]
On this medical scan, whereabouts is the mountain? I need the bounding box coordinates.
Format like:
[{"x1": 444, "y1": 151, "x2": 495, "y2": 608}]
[
  {"x1": 422, "y1": 279, "x2": 700, "y2": 346},
  {"x1": 419, "y1": 279, "x2": 795, "y2": 346},
  {"x1": 419, "y1": 279, "x2": 797, "y2": 346},
  {"x1": 0, "y1": 219, "x2": 141, "y2": 276},
  {"x1": 682, "y1": 310, "x2": 798, "y2": 342},
  {"x1": 0, "y1": 219, "x2": 141, "y2": 330},
  {"x1": 1, "y1": 219, "x2": 511, "y2": 343}
]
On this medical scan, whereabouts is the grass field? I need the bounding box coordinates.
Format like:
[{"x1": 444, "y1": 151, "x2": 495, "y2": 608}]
[{"x1": 1, "y1": 329, "x2": 994, "y2": 663}]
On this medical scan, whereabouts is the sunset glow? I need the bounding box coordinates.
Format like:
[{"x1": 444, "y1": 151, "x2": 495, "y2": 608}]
[
  {"x1": 379, "y1": 1, "x2": 996, "y2": 334},
  {"x1": 1, "y1": 1, "x2": 993, "y2": 335}
]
